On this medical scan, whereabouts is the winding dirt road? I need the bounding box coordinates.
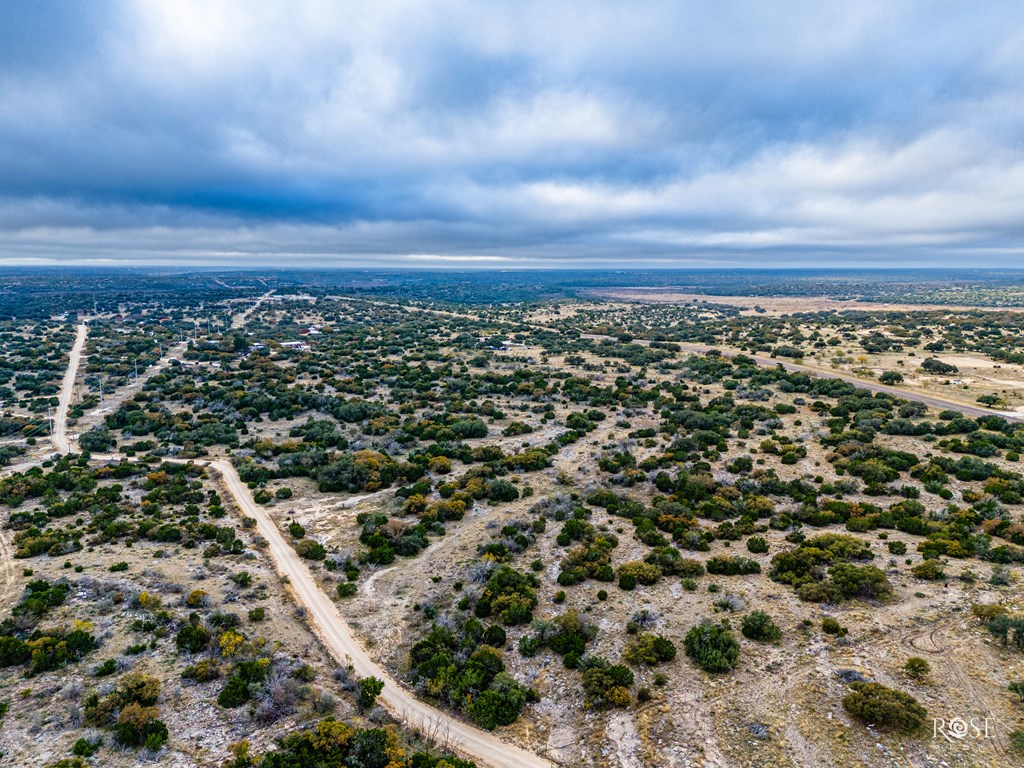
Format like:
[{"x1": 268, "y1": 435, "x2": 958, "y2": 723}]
[
  {"x1": 31, "y1": 300, "x2": 553, "y2": 768},
  {"x1": 68, "y1": 453, "x2": 555, "y2": 767},
  {"x1": 52, "y1": 323, "x2": 87, "y2": 453},
  {"x1": 207, "y1": 459, "x2": 555, "y2": 768},
  {"x1": 35, "y1": 294, "x2": 1019, "y2": 768},
  {"x1": 45, "y1": 349, "x2": 553, "y2": 768},
  {"x1": 41, "y1": 463, "x2": 552, "y2": 765}
]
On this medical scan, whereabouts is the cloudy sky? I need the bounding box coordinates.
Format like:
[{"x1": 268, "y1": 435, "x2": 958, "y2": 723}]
[{"x1": 1, "y1": 1, "x2": 1023, "y2": 268}]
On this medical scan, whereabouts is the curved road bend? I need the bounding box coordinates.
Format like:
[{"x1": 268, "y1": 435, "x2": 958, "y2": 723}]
[
  {"x1": 38, "y1": 303, "x2": 552, "y2": 768},
  {"x1": 205, "y1": 459, "x2": 556, "y2": 768},
  {"x1": 33, "y1": 298, "x2": 1016, "y2": 766},
  {"x1": 52, "y1": 323, "x2": 88, "y2": 453},
  {"x1": 45, "y1": 448, "x2": 557, "y2": 766}
]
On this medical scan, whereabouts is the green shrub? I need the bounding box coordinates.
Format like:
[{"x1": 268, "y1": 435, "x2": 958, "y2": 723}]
[
  {"x1": 0, "y1": 636, "x2": 30, "y2": 668},
  {"x1": 182, "y1": 659, "x2": 221, "y2": 682},
  {"x1": 357, "y1": 676, "x2": 384, "y2": 710},
  {"x1": 746, "y1": 536, "x2": 769, "y2": 554},
  {"x1": 617, "y1": 561, "x2": 661, "y2": 586},
  {"x1": 466, "y1": 673, "x2": 528, "y2": 730},
  {"x1": 741, "y1": 610, "x2": 781, "y2": 642},
  {"x1": 175, "y1": 623, "x2": 210, "y2": 654},
  {"x1": 1011, "y1": 729, "x2": 1024, "y2": 754},
  {"x1": 904, "y1": 657, "x2": 930, "y2": 681},
  {"x1": 580, "y1": 658, "x2": 634, "y2": 708},
  {"x1": 821, "y1": 617, "x2": 847, "y2": 637},
  {"x1": 887, "y1": 541, "x2": 907, "y2": 555},
  {"x1": 336, "y1": 582, "x2": 357, "y2": 598},
  {"x1": 911, "y1": 559, "x2": 946, "y2": 581},
  {"x1": 113, "y1": 703, "x2": 169, "y2": 749},
  {"x1": 294, "y1": 539, "x2": 326, "y2": 560},
  {"x1": 684, "y1": 621, "x2": 739, "y2": 673},
  {"x1": 842, "y1": 682, "x2": 927, "y2": 732},
  {"x1": 706, "y1": 555, "x2": 761, "y2": 576},
  {"x1": 623, "y1": 633, "x2": 677, "y2": 666},
  {"x1": 217, "y1": 675, "x2": 251, "y2": 708},
  {"x1": 72, "y1": 737, "x2": 101, "y2": 757}
]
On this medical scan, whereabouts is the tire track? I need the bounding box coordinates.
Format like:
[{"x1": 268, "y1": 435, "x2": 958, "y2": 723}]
[
  {"x1": 0, "y1": 529, "x2": 19, "y2": 608},
  {"x1": 902, "y1": 628, "x2": 1008, "y2": 758}
]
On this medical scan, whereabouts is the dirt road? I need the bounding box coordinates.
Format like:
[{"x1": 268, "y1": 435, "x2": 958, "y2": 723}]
[
  {"x1": 579, "y1": 333, "x2": 1022, "y2": 422},
  {"x1": 673, "y1": 341, "x2": 1021, "y2": 421},
  {"x1": 52, "y1": 323, "x2": 87, "y2": 453},
  {"x1": 231, "y1": 289, "x2": 275, "y2": 329},
  {"x1": 50, "y1": 450, "x2": 557, "y2": 767},
  {"x1": 29, "y1": 300, "x2": 556, "y2": 768},
  {"x1": 338, "y1": 298, "x2": 1016, "y2": 423},
  {"x1": 34, "y1": 302, "x2": 555, "y2": 766},
  {"x1": 206, "y1": 459, "x2": 555, "y2": 768}
]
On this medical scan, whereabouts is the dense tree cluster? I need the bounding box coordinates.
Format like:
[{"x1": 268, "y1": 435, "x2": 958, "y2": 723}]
[{"x1": 409, "y1": 617, "x2": 534, "y2": 730}]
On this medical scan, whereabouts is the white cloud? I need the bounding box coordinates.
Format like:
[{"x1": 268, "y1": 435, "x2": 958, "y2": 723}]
[{"x1": 1, "y1": 1, "x2": 1024, "y2": 265}]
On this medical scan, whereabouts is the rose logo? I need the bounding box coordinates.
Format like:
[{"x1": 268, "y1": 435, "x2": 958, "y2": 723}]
[{"x1": 946, "y1": 718, "x2": 970, "y2": 740}]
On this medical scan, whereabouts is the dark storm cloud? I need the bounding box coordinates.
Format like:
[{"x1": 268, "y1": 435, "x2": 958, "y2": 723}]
[{"x1": 1, "y1": 1, "x2": 1022, "y2": 266}]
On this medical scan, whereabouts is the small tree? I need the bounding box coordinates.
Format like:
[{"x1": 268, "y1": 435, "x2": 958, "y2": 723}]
[
  {"x1": 684, "y1": 621, "x2": 739, "y2": 673},
  {"x1": 746, "y1": 536, "x2": 769, "y2": 554},
  {"x1": 357, "y1": 676, "x2": 384, "y2": 710},
  {"x1": 903, "y1": 657, "x2": 930, "y2": 681},
  {"x1": 911, "y1": 560, "x2": 946, "y2": 581},
  {"x1": 741, "y1": 611, "x2": 781, "y2": 642},
  {"x1": 623, "y1": 633, "x2": 677, "y2": 666},
  {"x1": 294, "y1": 539, "x2": 326, "y2": 560}
]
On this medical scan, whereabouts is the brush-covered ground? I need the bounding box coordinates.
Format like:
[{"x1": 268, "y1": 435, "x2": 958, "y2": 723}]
[{"x1": 5, "y1": 282, "x2": 1024, "y2": 768}]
